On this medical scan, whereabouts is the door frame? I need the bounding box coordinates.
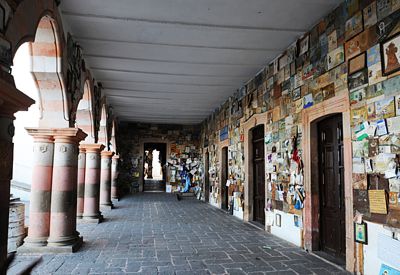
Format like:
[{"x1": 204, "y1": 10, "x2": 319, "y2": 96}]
[
  {"x1": 252, "y1": 124, "x2": 265, "y2": 224},
  {"x1": 302, "y1": 92, "x2": 354, "y2": 272},
  {"x1": 139, "y1": 138, "x2": 170, "y2": 192},
  {"x1": 221, "y1": 146, "x2": 229, "y2": 210},
  {"x1": 242, "y1": 114, "x2": 268, "y2": 225}
]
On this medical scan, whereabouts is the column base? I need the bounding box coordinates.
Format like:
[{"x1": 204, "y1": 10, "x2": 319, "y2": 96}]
[
  {"x1": 18, "y1": 237, "x2": 82, "y2": 254},
  {"x1": 111, "y1": 197, "x2": 120, "y2": 202},
  {"x1": 21, "y1": 236, "x2": 48, "y2": 248},
  {"x1": 77, "y1": 214, "x2": 83, "y2": 219},
  {"x1": 80, "y1": 214, "x2": 103, "y2": 224},
  {"x1": 100, "y1": 203, "x2": 114, "y2": 211}
]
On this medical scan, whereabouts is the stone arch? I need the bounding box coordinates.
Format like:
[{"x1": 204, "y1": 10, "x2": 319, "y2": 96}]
[
  {"x1": 28, "y1": 15, "x2": 69, "y2": 127},
  {"x1": 76, "y1": 75, "x2": 97, "y2": 143},
  {"x1": 6, "y1": 0, "x2": 65, "y2": 60},
  {"x1": 110, "y1": 119, "x2": 118, "y2": 153},
  {"x1": 10, "y1": 13, "x2": 68, "y2": 199},
  {"x1": 98, "y1": 98, "x2": 109, "y2": 149}
]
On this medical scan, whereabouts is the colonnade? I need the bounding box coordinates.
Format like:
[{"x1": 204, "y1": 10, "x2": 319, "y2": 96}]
[{"x1": 19, "y1": 128, "x2": 120, "y2": 253}]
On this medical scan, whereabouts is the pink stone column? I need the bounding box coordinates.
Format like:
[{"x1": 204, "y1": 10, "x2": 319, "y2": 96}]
[
  {"x1": 111, "y1": 155, "x2": 120, "y2": 201},
  {"x1": 47, "y1": 129, "x2": 86, "y2": 250},
  {"x1": 82, "y1": 144, "x2": 105, "y2": 223},
  {"x1": 76, "y1": 147, "x2": 86, "y2": 219},
  {"x1": 100, "y1": 151, "x2": 114, "y2": 210},
  {"x1": 23, "y1": 130, "x2": 54, "y2": 247}
]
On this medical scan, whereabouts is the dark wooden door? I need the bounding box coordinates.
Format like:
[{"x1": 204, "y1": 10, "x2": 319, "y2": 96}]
[
  {"x1": 253, "y1": 125, "x2": 265, "y2": 224},
  {"x1": 221, "y1": 147, "x2": 229, "y2": 210},
  {"x1": 318, "y1": 114, "x2": 345, "y2": 260},
  {"x1": 205, "y1": 152, "x2": 210, "y2": 202}
]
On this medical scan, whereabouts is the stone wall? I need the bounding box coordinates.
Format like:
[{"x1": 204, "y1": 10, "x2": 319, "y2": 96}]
[{"x1": 201, "y1": 0, "x2": 400, "y2": 272}]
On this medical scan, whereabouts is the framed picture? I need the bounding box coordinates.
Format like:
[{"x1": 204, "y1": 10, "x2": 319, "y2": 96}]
[
  {"x1": 381, "y1": 32, "x2": 400, "y2": 76},
  {"x1": 354, "y1": 222, "x2": 368, "y2": 244},
  {"x1": 298, "y1": 35, "x2": 309, "y2": 56},
  {"x1": 345, "y1": 11, "x2": 364, "y2": 41},
  {"x1": 348, "y1": 68, "x2": 369, "y2": 92},
  {"x1": 275, "y1": 213, "x2": 281, "y2": 227},
  {"x1": 327, "y1": 45, "x2": 345, "y2": 71},
  {"x1": 348, "y1": 52, "x2": 366, "y2": 75}
]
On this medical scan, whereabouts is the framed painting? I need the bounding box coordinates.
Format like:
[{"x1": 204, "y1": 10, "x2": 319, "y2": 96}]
[
  {"x1": 381, "y1": 32, "x2": 400, "y2": 76},
  {"x1": 345, "y1": 11, "x2": 364, "y2": 41},
  {"x1": 348, "y1": 52, "x2": 366, "y2": 75}
]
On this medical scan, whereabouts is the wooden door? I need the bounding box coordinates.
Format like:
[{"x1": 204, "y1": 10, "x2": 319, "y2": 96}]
[
  {"x1": 221, "y1": 147, "x2": 229, "y2": 210},
  {"x1": 252, "y1": 125, "x2": 265, "y2": 224},
  {"x1": 318, "y1": 114, "x2": 345, "y2": 260}
]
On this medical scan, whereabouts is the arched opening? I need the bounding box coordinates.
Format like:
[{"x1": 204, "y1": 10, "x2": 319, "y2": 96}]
[
  {"x1": 11, "y1": 15, "x2": 66, "y2": 198},
  {"x1": 98, "y1": 103, "x2": 109, "y2": 149},
  {"x1": 110, "y1": 119, "x2": 118, "y2": 153},
  {"x1": 9, "y1": 15, "x2": 66, "y2": 252},
  {"x1": 76, "y1": 80, "x2": 95, "y2": 143}
]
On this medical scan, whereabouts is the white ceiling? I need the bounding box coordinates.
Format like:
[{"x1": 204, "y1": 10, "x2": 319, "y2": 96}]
[{"x1": 60, "y1": 0, "x2": 342, "y2": 124}]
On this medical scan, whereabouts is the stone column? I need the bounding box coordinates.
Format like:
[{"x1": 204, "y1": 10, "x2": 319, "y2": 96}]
[
  {"x1": 0, "y1": 116, "x2": 16, "y2": 268},
  {"x1": 0, "y1": 76, "x2": 34, "y2": 268},
  {"x1": 23, "y1": 131, "x2": 54, "y2": 248},
  {"x1": 100, "y1": 151, "x2": 114, "y2": 210},
  {"x1": 47, "y1": 129, "x2": 86, "y2": 251},
  {"x1": 111, "y1": 155, "x2": 120, "y2": 201},
  {"x1": 82, "y1": 144, "x2": 105, "y2": 223},
  {"x1": 76, "y1": 147, "x2": 86, "y2": 219}
]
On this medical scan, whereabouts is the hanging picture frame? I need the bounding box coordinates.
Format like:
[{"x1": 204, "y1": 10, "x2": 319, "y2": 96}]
[
  {"x1": 298, "y1": 34, "x2": 310, "y2": 56},
  {"x1": 348, "y1": 52, "x2": 366, "y2": 75},
  {"x1": 345, "y1": 11, "x2": 364, "y2": 41},
  {"x1": 381, "y1": 32, "x2": 400, "y2": 76},
  {"x1": 354, "y1": 222, "x2": 368, "y2": 244}
]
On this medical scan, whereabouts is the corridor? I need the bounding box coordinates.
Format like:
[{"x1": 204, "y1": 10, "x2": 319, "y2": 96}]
[{"x1": 10, "y1": 193, "x2": 346, "y2": 274}]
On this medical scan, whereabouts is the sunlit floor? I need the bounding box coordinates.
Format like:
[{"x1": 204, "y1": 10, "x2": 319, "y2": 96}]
[{"x1": 9, "y1": 193, "x2": 348, "y2": 274}]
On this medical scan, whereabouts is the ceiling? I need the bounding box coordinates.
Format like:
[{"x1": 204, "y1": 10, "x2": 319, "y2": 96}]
[{"x1": 60, "y1": 0, "x2": 342, "y2": 124}]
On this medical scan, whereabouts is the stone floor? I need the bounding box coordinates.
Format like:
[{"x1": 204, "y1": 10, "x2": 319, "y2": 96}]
[{"x1": 9, "y1": 193, "x2": 348, "y2": 274}]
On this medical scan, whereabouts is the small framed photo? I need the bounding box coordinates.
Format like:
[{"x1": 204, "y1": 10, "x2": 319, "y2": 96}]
[
  {"x1": 348, "y1": 52, "x2": 366, "y2": 75},
  {"x1": 381, "y1": 32, "x2": 400, "y2": 76},
  {"x1": 354, "y1": 222, "x2": 368, "y2": 244},
  {"x1": 275, "y1": 213, "x2": 281, "y2": 227},
  {"x1": 298, "y1": 35, "x2": 310, "y2": 56}
]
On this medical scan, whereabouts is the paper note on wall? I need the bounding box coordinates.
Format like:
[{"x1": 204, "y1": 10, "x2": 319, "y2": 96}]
[
  {"x1": 377, "y1": 233, "x2": 400, "y2": 270},
  {"x1": 368, "y1": 190, "x2": 388, "y2": 214}
]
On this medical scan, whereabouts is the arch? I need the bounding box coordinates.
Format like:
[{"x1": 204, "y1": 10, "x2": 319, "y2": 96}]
[
  {"x1": 6, "y1": 0, "x2": 65, "y2": 59},
  {"x1": 98, "y1": 99, "x2": 109, "y2": 149},
  {"x1": 110, "y1": 119, "x2": 118, "y2": 153},
  {"x1": 28, "y1": 15, "x2": 69, "y2": 127},
  {"x1": 75, "y1": 77, "x2": 96, "y2": 143}
]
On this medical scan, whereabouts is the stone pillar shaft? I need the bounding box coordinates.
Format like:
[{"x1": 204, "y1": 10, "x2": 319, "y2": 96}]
[
  {"x1": 0, "y1": 75, "x2": 34, "y2": 268},
  {"x1": 82, "y1": 144, "x2": 105, "y2": 223},
  {"x1": 77, "y1": 147, "x2": 86, "y2": 219},
  {"x1": 100, "y1": 151, "x2": 114, "y2": 210},
  {"x1": 0, "y1": 116, "x2": 15, "y2": 269},
  {"x1": 24, "y1": 134, "x2": 54, "y2": 247},
  {"x1": 48, "y1": 130, "x2": 86, "y2": 247},
  {"x1": 111, "y1": 155, "x2": 119, "y2": 201}
]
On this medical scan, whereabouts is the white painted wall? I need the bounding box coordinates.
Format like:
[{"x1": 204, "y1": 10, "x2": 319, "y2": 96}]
[
  {"x1": 11, "y1": 43, "x2": 40, "y2": 201},
  {"x1": 271, "y1": 209, "x2": 302, "y2": 247},
  {"x1": 363, "y1": 221, "x2": 400, "y2": 274}
]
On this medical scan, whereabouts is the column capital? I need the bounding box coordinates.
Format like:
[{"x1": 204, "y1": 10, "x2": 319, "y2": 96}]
[
  {"x1": 80, "y1": 143, "x2": 105, "y2": 153},
  {"x1": 25, "y1": 128, "x2": 87, "y2": 144},
  {"x1": 0, "y1": 77, "x2": 34, "y2": 118},
  {"x1": 101, "y1": 151, "x2": 114, "y2": 158},
  {"x1": 78, "y1": 146, "x2": 86, "y2": 153},
  {"x1": 112, "y1": 154, "x2": 120, "y2": 160},
  {"x1": 52, "y1": 128, "x2": 87, "y2": 144}
]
